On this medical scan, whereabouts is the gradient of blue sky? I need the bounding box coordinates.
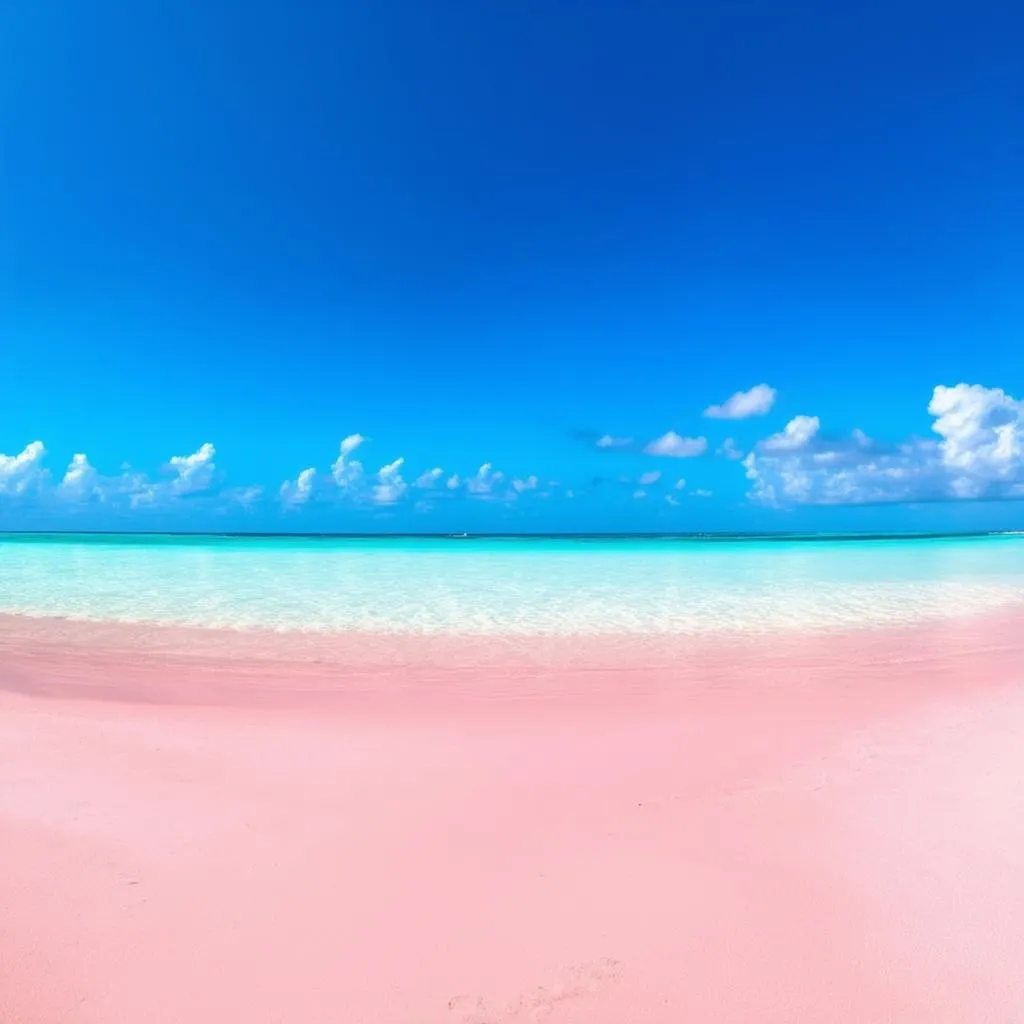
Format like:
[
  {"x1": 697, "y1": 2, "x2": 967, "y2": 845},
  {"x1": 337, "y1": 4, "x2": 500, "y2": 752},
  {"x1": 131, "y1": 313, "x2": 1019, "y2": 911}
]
[{"x1": 1, "y1": 0, "x2": 1022, "y2": 532}]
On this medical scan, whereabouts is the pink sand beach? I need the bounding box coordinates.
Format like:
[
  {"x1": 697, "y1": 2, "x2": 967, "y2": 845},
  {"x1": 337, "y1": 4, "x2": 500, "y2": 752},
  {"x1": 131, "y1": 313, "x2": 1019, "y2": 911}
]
[{"x1": 3, "y1": 611, "x2": 1024, "y2": 1023}]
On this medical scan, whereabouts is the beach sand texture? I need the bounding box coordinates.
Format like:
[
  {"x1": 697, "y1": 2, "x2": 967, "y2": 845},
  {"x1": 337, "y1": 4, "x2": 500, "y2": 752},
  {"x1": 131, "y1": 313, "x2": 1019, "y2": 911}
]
[{"x1": 3, "y1": 610, "x2": 1024, "y2": 1023}]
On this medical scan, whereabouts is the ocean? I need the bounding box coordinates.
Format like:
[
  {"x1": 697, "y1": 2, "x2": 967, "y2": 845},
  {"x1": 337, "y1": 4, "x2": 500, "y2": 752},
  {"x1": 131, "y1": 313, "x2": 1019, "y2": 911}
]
[{"x1": 1, "y1": 532, "x2": 1022, "y2": 636}]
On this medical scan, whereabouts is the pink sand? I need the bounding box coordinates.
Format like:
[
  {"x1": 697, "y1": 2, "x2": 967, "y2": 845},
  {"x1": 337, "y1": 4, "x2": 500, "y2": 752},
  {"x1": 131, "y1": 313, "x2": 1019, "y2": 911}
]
[{"x1": 3, "y1": 612, "x2": 1024, "y2": 1023}]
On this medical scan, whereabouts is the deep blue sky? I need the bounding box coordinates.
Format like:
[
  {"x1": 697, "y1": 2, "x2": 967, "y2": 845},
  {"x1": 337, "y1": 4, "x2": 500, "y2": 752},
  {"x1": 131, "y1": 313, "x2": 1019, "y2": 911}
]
[{"x1": 1, "y1": 0, "x2": 1022, "y2": 532}]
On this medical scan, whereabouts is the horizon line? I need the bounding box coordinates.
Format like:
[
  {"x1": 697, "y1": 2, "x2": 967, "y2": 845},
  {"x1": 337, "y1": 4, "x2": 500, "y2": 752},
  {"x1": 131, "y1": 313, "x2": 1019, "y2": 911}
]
[{"x1": 0, "y1": 529, "x2": 1020, "y2": 543}]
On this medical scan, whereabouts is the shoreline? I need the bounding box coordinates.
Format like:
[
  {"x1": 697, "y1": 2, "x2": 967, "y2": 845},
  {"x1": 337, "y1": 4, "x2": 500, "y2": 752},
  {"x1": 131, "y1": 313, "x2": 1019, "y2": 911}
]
[
  {"x1": 3, "y1": 610, "x2": 1024, "y2": 1021},
  {"x1": 1, "y1": 607, "x2": 1021, "y2": 714}
]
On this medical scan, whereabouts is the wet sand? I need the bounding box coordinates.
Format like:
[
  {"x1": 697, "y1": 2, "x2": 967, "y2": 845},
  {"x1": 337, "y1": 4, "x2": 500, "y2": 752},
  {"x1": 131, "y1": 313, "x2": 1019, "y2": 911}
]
[{"x1": 2, "y1": 611, "x2": 1023, "y2": 1022}]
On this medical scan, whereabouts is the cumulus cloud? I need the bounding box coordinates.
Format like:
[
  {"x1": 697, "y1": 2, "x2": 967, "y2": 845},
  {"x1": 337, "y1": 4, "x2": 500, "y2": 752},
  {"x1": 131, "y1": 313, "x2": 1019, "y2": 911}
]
[
  {"x1": 0, "y1": 441, "x2": 47, "y2": 495},
  {"x1": 59, "y1": 453, "x2": 100, "y2": 500},
  {"x1": 633, "y1": 489, "x2": 646, "y2": 499},
  {"x1": 128, "y1": 484, "x2": 159, "y2": 508},
  {"x1": 280, "y1": 467, "x2": 316, "y2": 507},
  {"x1": 127, "y1": 444, "x2": 217, "y2": 505},
  {"x1": 694, "y1": 489, "x2": 713, "y2": 498},
  {"x1": 596, "y1": 434, "x2": 632, "y2": 449},
  {"x1": 512, "y1": 474, "x2": 539, "y2": 494},
  {"x1": 331, "y1": 434, "x2": 366, "y2": 489},
  {"x1": 930, "y1": 384, "x2": 1023, "y2": 482},
  {"x1": 227, "y1": 485, "x2": 263, "y2": 508},
  {"x1": 283, "y1": 438, "x2": 411, "y2": 506},
  {"x1": 466, "y1": 463, "x2": 504, "y2": 497},
  {"x1": 66, "y1": 460, "x2": 145, "y2": 506},
  {"x1": 2, "y1": 441, "x2": 226, "y2": 509},
  {"x1": 718, "y1": 438, "x2": 744, "y2": 461},
  {"x1": 674, "y1": 478, "x2": 686, "y2": 490},
  {"x1": 84, "y1": 443, "x2": 220, "y2": 508},
  {"x1": 340, "y1": 433, "x2": 365, "y2": 456},
  {"x1": 638, "y1": 470, "x2": 662, "y2": 486},
  {"x1": 743, "y1": 384, "x2": 1024, "y2": 506},
  {"x1": 446, "y1": 473, "x2": 461, "y2": 490},
  {"x1": 373, "y1": 457, "x2": 407, "y2": 505},
  {"x1": 48, "y1": 443, "x2": 226, "y2": 509},
  {"x1": 167, "y1": 443, "x2": 217, "y2": 495},
  {"x1": 644, "y1": 432, "x2": 708, "y2": 458},
  {"x1": 3, "y1": 435, "x2": 432, "y2": 515},
  {"x1": 704, "y1": 384, "x2": 776, "y2": 420},
  {"x1": 415, "y1": 467, "x2": 444, "y2": 488},
  {"x1": 665, "y1": 494, "x2": 680, "y2": 506},
  {"x1": 761, "y1": 415, "x2": 820, "y2": 452}
]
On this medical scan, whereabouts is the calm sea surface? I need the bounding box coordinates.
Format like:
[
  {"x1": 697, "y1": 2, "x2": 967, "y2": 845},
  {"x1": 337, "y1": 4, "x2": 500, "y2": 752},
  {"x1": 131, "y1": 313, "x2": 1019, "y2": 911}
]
[{"x1": 1, "y1": 533, "x2": 1022, "y2": 636}]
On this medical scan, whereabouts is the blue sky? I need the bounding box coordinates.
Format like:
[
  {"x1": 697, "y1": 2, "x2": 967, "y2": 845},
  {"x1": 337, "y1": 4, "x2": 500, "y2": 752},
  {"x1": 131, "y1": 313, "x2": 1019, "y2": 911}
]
[{"x1": 1, "y1": 0, "x2": 1022, "y2": 533}]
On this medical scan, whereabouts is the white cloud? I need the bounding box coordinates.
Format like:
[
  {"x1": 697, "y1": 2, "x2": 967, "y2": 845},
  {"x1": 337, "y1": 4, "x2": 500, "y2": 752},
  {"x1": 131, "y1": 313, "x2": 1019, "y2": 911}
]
[
  {"x1": 466, "y1": 463, "x2": 504, "y2": 497},
  {"x1": 129, "y1": 484, "x2": 159, "y2": 508},
  {"x1": 718, "y1": 438, "x2": 744, "y2": 461},
  {"x1": 287, "y1": 436, "x2": 412, "y2": 506},
  {"x1": 704, "y1": 384, "x2": 776, "y2": 420},
  {"x1": 58, "y1": 443, "x2": 220, "y2": 509},
  {"x1": 136, "y1": 444, "x2": 217, "y2": 505},
  {"x1": 665, "y1": 494, "x2": 680, "y2": 506},
  {"x1": 280, "y1": 467, "x2": 316, "y2": 507},
  {"x1": 415, "y1": 467, "x2": 444, "y2": 488},
  {"x1": 929, "y1": 384, "x2": 1022, "y2": 482},
  {"x1": 761, "y1": 415, "x2": 820, "y2": 452},
  {"x1": 3, "y1": 439, "x2": 332, "y2": 514},
  {"x1": 694, "y1": 489, "x2": 713, "y2": 498},
  {"x1": 743, "y1": 384, "x2": 1024, "y2": 506},
  {"x1": 59, "y1": 453, "x2": 100, "y2": 500},
  {"x1": 339, "y1": 433, "x2": 365, "y2": 456},
  {"x1": 21, "y1": 385, "x2": 1022, "y2": 519},
  {"x1": 0, "y1": 440, "x2": 47, "y2": 495},
  {"x1": 596, "y1": 434, "x2": 632, "y2": 449},
  {"x1": 4, "y1": 445, "x2": 176, "y2": 509},
  {"x1": 633, "y1": 489, "x2": 646, "y2": 499},
  {"x1": 70, "y1": 444, "x2": 223, "y2": 509},
  {"x1": 227, "y1": 485, "x2": 263, "y2": 508},
  {"x1": 644, "y1": 432, "x2": 708, "y2": 458},
  {"x1": 373, "y1": 457, "x2": 407, "y2": 505},
  {"x1": 331, "y1": 434, "x2": 366, "y2": 489},
  {"x1": 168, "y1": 443, "x2": 216, "y2": 495}
]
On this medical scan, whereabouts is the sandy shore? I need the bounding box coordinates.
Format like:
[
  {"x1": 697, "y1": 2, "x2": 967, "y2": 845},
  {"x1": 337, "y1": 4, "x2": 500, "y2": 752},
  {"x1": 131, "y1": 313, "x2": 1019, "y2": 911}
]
[{"x1": 2, "y1": 612, "x2": 1024, "y2": 1022}]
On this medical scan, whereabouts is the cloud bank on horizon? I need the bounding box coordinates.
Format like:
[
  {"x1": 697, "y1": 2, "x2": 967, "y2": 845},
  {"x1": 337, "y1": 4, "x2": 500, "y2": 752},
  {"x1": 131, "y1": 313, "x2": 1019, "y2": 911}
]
[
  {"x1": 743, "y1": 384, "x2": 1024, "y2": 506},
  {"x1": 3, "y1": 383, "x2": 1024, "y2": 518},
  {"x1": 587, "y1": 381, "x2": 1024, "y2": 507},
  {"x1": 0, "y1": 432, "x2": 558, "y2": 515}
]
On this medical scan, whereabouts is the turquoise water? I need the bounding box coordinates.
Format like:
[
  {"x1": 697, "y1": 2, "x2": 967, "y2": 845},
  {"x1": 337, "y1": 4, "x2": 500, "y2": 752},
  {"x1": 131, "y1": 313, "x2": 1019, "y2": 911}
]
[{"x1": 0, "y1": 533, "x2": 1023, "y2": 635}]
